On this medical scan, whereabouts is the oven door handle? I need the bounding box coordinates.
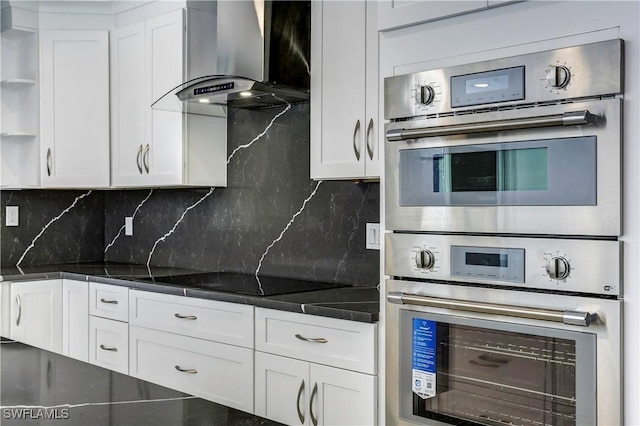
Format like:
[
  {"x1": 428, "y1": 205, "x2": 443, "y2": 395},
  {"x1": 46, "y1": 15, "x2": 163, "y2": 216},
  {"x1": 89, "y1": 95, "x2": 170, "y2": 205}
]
[
  {"x1": 386, "y1": 110, "x2": 596, "y2": 141},
  {"x1": 387, "y1": 292, "x2": 598, "y2": 327}
]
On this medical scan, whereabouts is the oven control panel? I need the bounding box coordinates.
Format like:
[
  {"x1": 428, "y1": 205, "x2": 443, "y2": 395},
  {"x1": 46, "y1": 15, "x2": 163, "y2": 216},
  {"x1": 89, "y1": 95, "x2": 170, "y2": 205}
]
[
  {"x1": 384, "y1": 38, "x2": 623, "y2": 121},
  {"x1": 386, "y1": 233, "x2": 621, "y2": 296}
]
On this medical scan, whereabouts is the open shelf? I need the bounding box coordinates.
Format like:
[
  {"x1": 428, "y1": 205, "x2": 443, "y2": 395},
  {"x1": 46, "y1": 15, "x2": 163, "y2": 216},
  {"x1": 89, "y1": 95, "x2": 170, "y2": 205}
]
[{"x1": 1, "y1": 78, "x2": 37, "y2": 88}]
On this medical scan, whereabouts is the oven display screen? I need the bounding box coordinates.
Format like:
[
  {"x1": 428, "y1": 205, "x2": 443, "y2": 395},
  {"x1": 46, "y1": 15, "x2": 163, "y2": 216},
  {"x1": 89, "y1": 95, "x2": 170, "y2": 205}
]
[
  {"x1": 465, "y1": 252, "x2": 508, "y2": 267},
  {"x1": 451, "y1": 66, "x2": 524, "y2": 107}
]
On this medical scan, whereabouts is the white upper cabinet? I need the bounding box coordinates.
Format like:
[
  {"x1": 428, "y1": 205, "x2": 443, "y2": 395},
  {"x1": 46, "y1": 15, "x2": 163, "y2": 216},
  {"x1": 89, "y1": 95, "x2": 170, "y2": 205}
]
[
  {"x1": 377, "y1": 1, "x2": 487, "y2": 31},
  {"x1": 111, "y1": 8, "x2": 227, "y2": 188},
  {"x1": 377, "y1": 0, "x2": 525, "y2": 31},
  {"x1": 310, "y1": 0, "x2": 380, "y2": 180},
  {"x1": 40, "y1": 30, "x2": 110, "y2": 188}
]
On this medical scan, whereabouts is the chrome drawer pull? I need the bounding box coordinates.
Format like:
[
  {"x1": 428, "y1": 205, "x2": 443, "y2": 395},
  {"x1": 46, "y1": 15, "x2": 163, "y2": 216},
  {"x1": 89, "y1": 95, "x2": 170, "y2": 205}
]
[
  {"x1": 310, "y1": 382, "x2": 318, "y2": 426},
  {"x1": 387, "y1": 291, "x2": 598, "y2": 327},
  {"x1": 99, "y1": 344, "x2": 118, "y2": 352},
  {"x1": 174, "y1": 313, "x2": 197, "y2": 320},
  {"x1": 295, "y1": 334, "x2": 328, "y2": 343},
  {"x1": 175, "y1": 366, "x2": 197, "y2": 374},
  {"x1": 15, "y1": 295, "x2": 21, "y2": 327},
  {"x1": 100, "y1": 298, "x2": 118, "y2": 304},
  {"x1": 296, "y1": 379, "x2": 305, "y2": 424}
]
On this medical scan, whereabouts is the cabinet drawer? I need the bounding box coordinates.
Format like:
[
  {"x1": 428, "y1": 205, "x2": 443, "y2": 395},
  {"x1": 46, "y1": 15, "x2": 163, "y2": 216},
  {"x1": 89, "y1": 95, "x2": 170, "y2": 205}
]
[
  {"x1": 129, "y1": 325, "x2": 254, "y2": 413},
  {"x1": 89, "y1": 316, "x2": 128, "y2": 375},
  {"x1": 255, "y1": 308, "x2": 377, "y2": 374},
  {"x1": 89, "y1": 283, "x2": 128, "y2": 321},
  {"x1": 129, "y1": 290, "x2": 254, "y2": 348}
]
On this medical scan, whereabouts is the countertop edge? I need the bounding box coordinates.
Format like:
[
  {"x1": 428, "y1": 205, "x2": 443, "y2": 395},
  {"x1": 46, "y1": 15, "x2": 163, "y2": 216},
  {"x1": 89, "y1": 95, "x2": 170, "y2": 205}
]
[{"x1": 1, "y1": 270, "x2": 379, "y2": 324}]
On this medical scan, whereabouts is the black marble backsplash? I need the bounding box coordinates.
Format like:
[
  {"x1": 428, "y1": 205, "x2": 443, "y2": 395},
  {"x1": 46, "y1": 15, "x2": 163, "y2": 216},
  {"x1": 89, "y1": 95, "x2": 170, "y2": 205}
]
[{"x1": 0, "y1": 103, "x2": 380, "y2": 287}]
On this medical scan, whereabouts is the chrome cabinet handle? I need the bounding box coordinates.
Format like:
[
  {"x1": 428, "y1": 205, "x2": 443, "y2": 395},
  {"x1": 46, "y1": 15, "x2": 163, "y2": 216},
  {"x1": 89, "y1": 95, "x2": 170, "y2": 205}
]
[
  {"x1": 15, "y1": 295, "x2": 21, "y2": 327},
  {"x1": 99, "y1": 344, "x2": 118, "y2": 352},
  {"x1": 310, "y1": 382, "x2": 318, "y2": 426},
  {"x1": 366, "y1": 118, "x2": 374, "y2": 160},
  {"x1": 295, "y1": 334, "x2": 328, "y2": 344},
  {"x1": 136, "y1": 145, "x2": 143, "y2": 174},
  {"x1": 296, "y1": 379, "x2": 305, "y2": 424},
  {"x1": 143, "y1": 144, "x2": 150, "y2": 173},
  {"x1": 100, "y1": 298, "x2": 118, "y2": 304},
  {"x1": 386, "y1": 110, "x2": 596, "y2": 141},
  {"x1": 387, "y1": 292, "x2": 598, "y2": 327},
  {"x1": 352, "y1": 119, "x2": 361, "y2": 161},
  {"x1": 174, "y1": 313, "x2": 197, "y2": 320},
  {"x1": 46, "y1": 148, "x2": 52, "y2": 176},
  {"x1": 175, "y1": 365, "x2": 197, "y2": 374}
]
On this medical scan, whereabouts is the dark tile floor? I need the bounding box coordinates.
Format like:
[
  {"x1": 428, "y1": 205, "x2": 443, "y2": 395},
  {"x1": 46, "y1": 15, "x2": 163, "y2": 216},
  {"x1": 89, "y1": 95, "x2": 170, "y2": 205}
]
[{"x1": 1, "y1": 340, "x2": 283, "y2": 426}]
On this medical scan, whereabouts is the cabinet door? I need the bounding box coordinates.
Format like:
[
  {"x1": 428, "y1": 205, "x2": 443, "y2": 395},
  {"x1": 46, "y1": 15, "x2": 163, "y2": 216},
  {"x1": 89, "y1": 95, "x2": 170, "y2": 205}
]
[
  {"x1": 145, "y1": 10, "x2": 185, "y2": 186},
  {"x1": 40, "y1": 30, "x2": 109, "y2": 188},
  {"x1": 62, "y1": 280, "x2": 88, "y2": 362},
  {"x1": 10, "y1": 280, "x2": 63, "y2": 353},
  {"x1": 255, "y1": 352, "x2": 310, "y2": 425},
  {"x1": 377, "y1": 1, "x2": 487, "y2": 31},
  {"x1": 310, "y1": 364, "x2": 376, "y2": 426},
  {"x1": 111, "y1": 22, "x2": 148, "y2": 187},
  {"x1": 310, "y1": 0, "x2": 367, "y2": 180}
]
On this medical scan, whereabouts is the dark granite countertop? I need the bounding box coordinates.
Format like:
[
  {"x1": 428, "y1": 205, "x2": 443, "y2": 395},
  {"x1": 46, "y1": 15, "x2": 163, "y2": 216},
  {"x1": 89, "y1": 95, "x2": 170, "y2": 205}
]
[{"x1": 0, "y1": 263, "x2": 379, "y2": 323}]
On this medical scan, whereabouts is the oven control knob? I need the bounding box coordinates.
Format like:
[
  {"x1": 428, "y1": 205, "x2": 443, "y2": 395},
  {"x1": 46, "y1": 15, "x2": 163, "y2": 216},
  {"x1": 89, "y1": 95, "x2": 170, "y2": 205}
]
[
  {"x1": 546, "y1": 65, "x2": 571, "y2": 89},
  {"x1": 418, "y1": 85, "x2": 436, "y2": 105},
  {"x1": 545, "y1": 256, "x2": 571, "y2": 280},
  {"x1": 415, "y1": 250, "x2": 435, "y2": 270}
]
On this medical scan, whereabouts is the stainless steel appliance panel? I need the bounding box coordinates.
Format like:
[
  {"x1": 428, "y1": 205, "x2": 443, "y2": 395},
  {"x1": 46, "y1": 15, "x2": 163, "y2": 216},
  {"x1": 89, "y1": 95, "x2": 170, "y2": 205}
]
[
  {"x1": 384, "y1": 39, "x2": 623, "y2": 120},
  {"x1": 385, "y1": 233, "x2": 622, "y2": 296},
  {"x1": 385, "y1": 279, "x2": 622, "y2": 426},
  {"x1": 385, "y1": 98, "x2": 621, "y2": 236}
]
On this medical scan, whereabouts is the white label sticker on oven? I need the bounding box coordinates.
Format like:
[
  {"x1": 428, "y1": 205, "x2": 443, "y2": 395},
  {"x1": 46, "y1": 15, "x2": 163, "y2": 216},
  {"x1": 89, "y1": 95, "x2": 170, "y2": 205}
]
[{"x1": 412, "y1": 318, "x2": 437, "y2": 399}]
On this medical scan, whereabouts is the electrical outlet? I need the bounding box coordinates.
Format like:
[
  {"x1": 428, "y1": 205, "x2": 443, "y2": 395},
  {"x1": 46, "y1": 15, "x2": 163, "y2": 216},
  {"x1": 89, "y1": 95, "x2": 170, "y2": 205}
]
[
  {"x1": 366, "y1": 223, "x2": 380, "y2": 250},
  {"x1": 6, "y1": 206, "x2": 19, "y2": 227},
  {"x1": 125, "y1": 217, "x2": 133, "y2": 236}
]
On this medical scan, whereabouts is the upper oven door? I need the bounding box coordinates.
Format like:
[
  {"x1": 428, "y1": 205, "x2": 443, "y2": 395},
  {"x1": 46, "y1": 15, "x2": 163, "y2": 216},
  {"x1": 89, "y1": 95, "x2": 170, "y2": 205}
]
[{"x1": 385, "y1": 98, "x2": 621, "y2": 236}]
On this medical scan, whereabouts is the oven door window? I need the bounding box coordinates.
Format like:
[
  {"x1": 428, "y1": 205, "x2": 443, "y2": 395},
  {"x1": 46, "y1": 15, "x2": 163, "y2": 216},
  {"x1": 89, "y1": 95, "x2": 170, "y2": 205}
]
[
  {"x1": 399, "y1": 310, "x2": 596, "y2": 426},
  {"x1": 398, "y1": 136, "x2": 596, "y2": 206}
]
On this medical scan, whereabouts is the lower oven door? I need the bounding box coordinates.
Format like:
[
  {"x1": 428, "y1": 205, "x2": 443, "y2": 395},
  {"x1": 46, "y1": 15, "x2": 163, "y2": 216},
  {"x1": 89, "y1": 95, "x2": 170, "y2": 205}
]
[{"x1": 385, "y1": 279, "x2": 622, "y2": 426}]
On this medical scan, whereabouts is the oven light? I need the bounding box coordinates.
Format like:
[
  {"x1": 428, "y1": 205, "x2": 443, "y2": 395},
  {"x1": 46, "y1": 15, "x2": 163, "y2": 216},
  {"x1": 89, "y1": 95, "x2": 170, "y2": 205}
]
[
  {"x1": 198, "y1": 98, "x2": 211, "y2": 103},
  {"x1": 473, "y1": 83, "x2": 490, "y2": 88},
  {"x1": 240, "y1": 91, "x2": 253, "y2": 97}
]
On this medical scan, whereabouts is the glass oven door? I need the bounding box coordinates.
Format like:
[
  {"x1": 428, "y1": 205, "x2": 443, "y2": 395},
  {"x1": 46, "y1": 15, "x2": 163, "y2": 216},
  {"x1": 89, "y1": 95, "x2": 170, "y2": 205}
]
[{"x1": 398, "y1": 310, "x2": 596, "y2": 426}]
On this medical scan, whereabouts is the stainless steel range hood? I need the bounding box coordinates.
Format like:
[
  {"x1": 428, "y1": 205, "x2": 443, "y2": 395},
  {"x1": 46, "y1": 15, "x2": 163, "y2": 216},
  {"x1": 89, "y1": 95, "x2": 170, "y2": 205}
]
[{"x1": 153, "y1": 0, "x2": 310, "y2": 117}]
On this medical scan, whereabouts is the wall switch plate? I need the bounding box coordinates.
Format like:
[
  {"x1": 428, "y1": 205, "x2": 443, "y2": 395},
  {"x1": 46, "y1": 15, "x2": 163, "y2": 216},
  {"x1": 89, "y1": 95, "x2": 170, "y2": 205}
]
[
  {"x1": 6, "y1": 206, "x2": 19, "y2": 227},
  {"x1": 125, "y1": 217, "x2": 133, "y2": 236},
  {"x1": 366, "y1": 223, "x2": 380, "y2": 250}
]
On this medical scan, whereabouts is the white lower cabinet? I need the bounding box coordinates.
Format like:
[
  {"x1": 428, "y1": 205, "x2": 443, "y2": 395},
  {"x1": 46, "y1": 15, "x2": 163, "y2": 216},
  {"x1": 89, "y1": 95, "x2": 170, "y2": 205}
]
[
  {"x1": 254, "y1": 308, "x2": 378, "y2": 425},
  {"x1": 129, "y1": 325, "x2": 254, "y2": 413},
  {"x1": 9, "y1": 279, "x2": 63, "y2": 353},
  {"x1": 128, "y1": 290, "x2": 255, "y2": 413},
  {"x1": 255, "y1": 352, "x2": 377, "y2": 426},
  {"x1": 62, "y1": 279, "x2": 89, "y2": 362}
]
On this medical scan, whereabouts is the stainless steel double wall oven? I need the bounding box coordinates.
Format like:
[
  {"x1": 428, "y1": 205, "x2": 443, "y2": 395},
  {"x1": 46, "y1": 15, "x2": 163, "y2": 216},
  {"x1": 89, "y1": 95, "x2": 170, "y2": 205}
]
[{"x1": 384, "y1": 40, "x2": 624, "y2": 426}]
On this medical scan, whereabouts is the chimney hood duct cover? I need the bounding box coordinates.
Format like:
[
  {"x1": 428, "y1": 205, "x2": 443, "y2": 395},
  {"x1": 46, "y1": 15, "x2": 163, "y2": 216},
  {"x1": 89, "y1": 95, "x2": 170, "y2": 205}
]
[{"x1": 152, "y1": 1, "x2": 310, "y2": 117}]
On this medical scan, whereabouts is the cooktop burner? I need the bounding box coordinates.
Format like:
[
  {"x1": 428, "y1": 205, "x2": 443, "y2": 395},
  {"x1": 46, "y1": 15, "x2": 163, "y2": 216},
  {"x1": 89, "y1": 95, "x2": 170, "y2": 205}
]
[{"x1": 141, "y1": 272, "x2": 348, "y2": 296}]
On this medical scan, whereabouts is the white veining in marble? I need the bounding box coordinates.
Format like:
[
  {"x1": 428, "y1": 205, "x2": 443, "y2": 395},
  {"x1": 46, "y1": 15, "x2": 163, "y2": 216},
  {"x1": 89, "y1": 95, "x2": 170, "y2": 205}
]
[
  {"x1": 16, "y1": 190, "x2": 93, "y2": 267},
  {"x1": 146, "y1": 100, "x2": 292, "y2": 273},
  {"x1": 146, "y1": 187, "x2": 216, "y2": 275},
  {"x1": 255, "y1": 180, "x2": 323, "y2": 294},
  {"x1": 0, "y1": 396, "x2": 197, "y2": 411},
  {"x1": 105, "y1": 189, "x2": 154, "y2": 253}
]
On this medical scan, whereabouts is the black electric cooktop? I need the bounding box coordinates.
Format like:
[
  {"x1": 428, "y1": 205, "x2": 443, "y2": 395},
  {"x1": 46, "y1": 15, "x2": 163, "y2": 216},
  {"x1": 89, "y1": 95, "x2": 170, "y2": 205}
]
[{"x1": 140, "y1": 272, "x2": 348, "y2": 297}]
